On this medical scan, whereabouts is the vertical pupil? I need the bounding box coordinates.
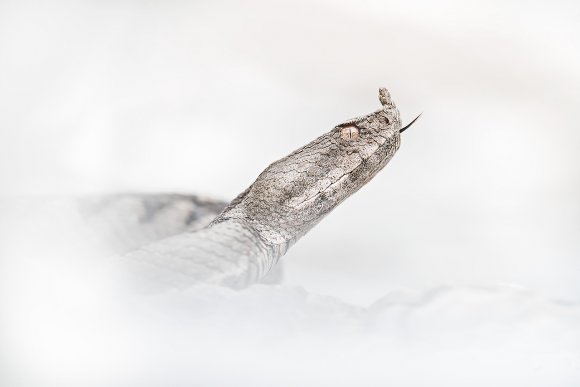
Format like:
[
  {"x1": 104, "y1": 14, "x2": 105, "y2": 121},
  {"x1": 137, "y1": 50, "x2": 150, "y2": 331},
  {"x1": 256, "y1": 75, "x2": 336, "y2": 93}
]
[{"x1": 341, "y1": 126, "x2": 359, "y2": 140}]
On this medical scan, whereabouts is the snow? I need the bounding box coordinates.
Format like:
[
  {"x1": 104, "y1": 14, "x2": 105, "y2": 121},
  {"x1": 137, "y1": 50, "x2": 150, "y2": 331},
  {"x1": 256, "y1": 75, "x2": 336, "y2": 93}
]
[{"x1": 0, "y1": 204, "x2": 579, "y2": 386}]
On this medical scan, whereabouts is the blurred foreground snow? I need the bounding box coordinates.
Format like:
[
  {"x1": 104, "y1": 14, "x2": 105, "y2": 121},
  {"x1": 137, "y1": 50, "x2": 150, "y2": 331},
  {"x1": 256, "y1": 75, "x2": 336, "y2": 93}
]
[{"x1": 0, "y1": 201, "x2": 578, "y2": 386}]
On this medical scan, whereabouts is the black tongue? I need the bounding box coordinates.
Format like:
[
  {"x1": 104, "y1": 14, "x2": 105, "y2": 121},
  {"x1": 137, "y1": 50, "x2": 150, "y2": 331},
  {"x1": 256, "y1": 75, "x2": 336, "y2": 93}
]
[{"x1": 400, "y1": 113, "x2": 422, "y2": 133}]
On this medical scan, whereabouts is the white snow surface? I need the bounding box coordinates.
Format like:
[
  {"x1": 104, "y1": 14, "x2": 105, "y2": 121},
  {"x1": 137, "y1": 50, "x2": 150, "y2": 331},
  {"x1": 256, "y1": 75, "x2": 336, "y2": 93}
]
[{"x1": 0, "y1": 199, "x2": 579, "y2": 386}]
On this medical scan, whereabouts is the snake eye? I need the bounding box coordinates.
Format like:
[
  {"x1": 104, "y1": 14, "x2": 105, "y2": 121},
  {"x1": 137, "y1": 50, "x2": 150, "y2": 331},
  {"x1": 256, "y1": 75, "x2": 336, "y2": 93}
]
[{"x1": 340, "y1": 125, "x2": 359, "y2": 141}]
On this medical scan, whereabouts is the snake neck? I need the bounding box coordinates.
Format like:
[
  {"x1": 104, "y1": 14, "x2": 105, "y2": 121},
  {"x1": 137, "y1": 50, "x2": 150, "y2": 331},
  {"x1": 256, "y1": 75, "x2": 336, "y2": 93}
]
[
  {"x1": 123, "y1": 218, "x2": 278, "y2": 289},
  {"x1": 209, "y1": 213, "x2": 295, "y2": 268},
  {"x1": 200, "y1": 219, "x2": 277, "y2": 285}
]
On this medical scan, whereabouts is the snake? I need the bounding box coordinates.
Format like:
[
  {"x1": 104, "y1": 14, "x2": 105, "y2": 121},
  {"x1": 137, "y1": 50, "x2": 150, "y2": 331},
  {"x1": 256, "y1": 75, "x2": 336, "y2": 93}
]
[{"x1": 90, "y1": 88, "x2": 418, "y2": 289}]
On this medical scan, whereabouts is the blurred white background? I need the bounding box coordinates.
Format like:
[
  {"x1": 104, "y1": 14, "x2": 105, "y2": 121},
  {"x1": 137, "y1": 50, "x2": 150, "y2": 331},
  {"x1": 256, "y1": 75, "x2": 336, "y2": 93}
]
[
  {"x1": 1, "y1": 0, "x2": 578, "y2": 303},
  {"x1": 1, "y1": 0, "x2": 579, "y2": 385}
]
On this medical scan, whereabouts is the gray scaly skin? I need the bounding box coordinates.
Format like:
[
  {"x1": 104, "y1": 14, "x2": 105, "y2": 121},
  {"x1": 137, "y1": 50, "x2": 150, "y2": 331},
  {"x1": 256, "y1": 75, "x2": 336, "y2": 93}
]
[
  {"x1": 124, "y1": 88, "x2": 404, "y2": 289},
  {"x1": 79, "y1": 194, "x2": 228, "y2": 252}
]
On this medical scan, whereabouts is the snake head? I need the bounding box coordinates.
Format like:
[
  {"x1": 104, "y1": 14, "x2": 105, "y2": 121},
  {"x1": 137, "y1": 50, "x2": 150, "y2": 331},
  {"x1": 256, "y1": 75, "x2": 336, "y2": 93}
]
[{"x1": 214, "y1": 88, "x2": 404, "y2": 248}]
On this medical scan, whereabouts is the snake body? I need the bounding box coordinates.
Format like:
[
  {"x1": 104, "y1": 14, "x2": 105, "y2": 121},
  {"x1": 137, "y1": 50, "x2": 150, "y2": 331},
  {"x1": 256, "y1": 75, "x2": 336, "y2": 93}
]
[{"x1": 121, "y1": 88, "x2": 404, "y2": 289}]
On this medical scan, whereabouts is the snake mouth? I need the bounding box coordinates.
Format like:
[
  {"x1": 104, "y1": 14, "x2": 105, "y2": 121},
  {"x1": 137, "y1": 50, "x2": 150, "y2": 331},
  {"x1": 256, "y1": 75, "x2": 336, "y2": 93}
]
[{"x1": 400, "y1": 113, "x2": 422, "y2": 133}]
